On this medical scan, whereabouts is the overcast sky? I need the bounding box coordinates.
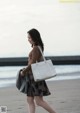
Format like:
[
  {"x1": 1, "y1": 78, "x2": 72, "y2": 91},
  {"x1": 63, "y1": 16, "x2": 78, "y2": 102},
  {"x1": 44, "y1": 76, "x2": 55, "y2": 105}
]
[{"x1": 0, "y1": 0, "x2": 80, "y2": 57}]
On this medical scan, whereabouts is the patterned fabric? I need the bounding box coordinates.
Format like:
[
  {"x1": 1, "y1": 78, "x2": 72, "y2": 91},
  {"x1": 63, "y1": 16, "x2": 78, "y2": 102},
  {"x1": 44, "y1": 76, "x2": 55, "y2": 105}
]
[
  {"x1": 25, "y1": 46, "x2": 51, "y2": 97},
  {"x1": 26, "y1": 73, "x2": 51, "y2": 97}
]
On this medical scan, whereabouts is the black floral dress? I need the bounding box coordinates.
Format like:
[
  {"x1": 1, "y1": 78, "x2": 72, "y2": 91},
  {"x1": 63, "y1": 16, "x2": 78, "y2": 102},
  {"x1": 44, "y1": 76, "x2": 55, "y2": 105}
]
[
  {"x1": 26, "y1": 46, "x2": 51, "y2": 97},
  {"x1": 26, "y1": 73, "x2": 51, "y2": 96}
]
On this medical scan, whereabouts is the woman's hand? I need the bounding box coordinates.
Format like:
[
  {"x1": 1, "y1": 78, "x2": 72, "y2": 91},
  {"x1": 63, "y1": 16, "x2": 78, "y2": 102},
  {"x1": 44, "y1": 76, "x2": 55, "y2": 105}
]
[
  {"x1": 20, "y1": 71, "x2": 24, "y2": 77},
  {"x1": 20, "y1": 68, "x2": 27, "y2": 77}
]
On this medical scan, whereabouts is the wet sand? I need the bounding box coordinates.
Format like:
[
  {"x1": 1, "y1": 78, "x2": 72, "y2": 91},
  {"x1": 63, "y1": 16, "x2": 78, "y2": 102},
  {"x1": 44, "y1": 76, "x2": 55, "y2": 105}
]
[{"x1": 0, "y1": 79, "x2": 80, "y2": 113}]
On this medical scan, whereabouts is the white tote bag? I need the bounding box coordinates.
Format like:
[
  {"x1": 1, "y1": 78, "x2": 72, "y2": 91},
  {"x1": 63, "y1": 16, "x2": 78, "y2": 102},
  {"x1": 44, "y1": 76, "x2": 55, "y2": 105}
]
[{"x1": 31, "y1": 46, "x2": 57, "y2": 82}]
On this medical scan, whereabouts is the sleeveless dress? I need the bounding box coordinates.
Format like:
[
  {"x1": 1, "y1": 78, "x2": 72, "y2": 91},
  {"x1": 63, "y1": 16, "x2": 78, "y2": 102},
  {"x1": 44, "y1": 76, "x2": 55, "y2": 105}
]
[{"x1": 26, "y1": 46, "x2": 51, "y2": 97}]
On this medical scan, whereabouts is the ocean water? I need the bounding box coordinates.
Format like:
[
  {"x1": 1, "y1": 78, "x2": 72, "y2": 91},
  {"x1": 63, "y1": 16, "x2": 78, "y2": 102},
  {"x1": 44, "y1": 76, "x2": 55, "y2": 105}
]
[{"x1": 0, "y1": 65, "x2": 80, "y2": 88}]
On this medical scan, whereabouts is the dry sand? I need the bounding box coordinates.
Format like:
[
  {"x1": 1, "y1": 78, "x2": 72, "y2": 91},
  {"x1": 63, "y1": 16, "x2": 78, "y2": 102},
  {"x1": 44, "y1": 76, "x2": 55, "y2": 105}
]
[{"x1": 0, "y1": 79, "x2": 80, "y2": 113}]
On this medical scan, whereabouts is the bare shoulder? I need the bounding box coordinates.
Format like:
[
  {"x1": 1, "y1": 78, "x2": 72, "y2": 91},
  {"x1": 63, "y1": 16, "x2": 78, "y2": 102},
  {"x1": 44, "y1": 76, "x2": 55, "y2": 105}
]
[
  {"x1": 32, "y1": 46, "x2": 39, "y2": 51},
  {"x1": 32, "y1": 45, "x2": 41, "y2": 54}
]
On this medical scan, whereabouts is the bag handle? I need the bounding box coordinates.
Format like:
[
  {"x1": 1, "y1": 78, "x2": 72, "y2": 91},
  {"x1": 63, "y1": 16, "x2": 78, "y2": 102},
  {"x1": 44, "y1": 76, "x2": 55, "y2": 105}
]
[{"x1": 37, "y1": 46, "x2": 46, "y2": 61}]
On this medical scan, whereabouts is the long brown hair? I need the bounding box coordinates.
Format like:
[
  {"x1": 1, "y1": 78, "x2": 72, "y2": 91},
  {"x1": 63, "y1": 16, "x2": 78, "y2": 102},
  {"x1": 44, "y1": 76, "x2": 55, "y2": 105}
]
[{"x1": 27, "y1": 28, "x2": 44, "y2": 52}]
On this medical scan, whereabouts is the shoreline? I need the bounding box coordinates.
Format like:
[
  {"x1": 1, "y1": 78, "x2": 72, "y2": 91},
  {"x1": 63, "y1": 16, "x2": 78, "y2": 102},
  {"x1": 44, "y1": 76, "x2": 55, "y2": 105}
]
[
  {"x1": 0, "y1": 71, "x2": 80, "y2": 88},
  {"x1": 0, "y1": 77, "x2": 80, "y2": 89}
]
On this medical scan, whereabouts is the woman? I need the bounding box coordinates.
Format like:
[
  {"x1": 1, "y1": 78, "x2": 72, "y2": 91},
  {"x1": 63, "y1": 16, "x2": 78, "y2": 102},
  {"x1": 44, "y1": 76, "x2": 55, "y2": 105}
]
[{"x1": 20, "y1": 28, "x2": 56, "y2": 113}]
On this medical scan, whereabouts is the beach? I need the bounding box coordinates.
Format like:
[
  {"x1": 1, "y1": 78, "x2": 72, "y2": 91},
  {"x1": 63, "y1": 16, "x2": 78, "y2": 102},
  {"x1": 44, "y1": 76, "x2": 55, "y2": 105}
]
[{"x1": 0, "y1": 79, "x2": 80, "y2": 113}]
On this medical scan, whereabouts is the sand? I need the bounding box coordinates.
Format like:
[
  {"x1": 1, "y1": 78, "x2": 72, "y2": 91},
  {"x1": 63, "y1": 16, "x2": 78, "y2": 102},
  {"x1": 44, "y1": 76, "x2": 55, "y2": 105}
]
[{"x1": 0, "y1": 79, "x2": 80, "y2": 113}]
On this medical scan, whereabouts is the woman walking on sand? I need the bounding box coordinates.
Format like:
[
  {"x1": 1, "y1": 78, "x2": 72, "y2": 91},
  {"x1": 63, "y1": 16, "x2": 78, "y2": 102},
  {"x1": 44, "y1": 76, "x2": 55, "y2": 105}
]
[{"x1": 20, "y1": 28, "x2": 56, "y2": 113}]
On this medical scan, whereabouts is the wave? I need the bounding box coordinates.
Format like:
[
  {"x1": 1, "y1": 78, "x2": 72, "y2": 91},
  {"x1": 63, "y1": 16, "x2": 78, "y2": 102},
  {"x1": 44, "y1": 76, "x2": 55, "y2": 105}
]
[{"x1": 0, "y1": 65, "x2": 80, "y2": 88}]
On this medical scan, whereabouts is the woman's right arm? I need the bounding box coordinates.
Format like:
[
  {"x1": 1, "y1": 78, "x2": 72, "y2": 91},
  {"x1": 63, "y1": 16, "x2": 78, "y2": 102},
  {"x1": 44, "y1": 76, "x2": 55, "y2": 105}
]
[{"x1": 21, "y1": 46, "x2": 41, "y2": 76}]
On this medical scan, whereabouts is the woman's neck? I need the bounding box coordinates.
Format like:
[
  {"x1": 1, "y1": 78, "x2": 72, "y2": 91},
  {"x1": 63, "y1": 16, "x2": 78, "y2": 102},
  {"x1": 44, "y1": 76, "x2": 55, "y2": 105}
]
[{"x1": 32, "y1": 43, "x2": 38, "y2": 47}]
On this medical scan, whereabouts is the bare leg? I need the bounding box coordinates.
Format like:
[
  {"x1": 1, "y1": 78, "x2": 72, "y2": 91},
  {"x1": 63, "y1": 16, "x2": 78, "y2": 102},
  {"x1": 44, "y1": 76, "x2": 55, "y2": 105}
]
[
  {"x1": 27, "y1": 96, "x2": 35, "y2": 113},
  {"x1": 34, "y1": 96, "x2": 56, "y2": 113}
]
